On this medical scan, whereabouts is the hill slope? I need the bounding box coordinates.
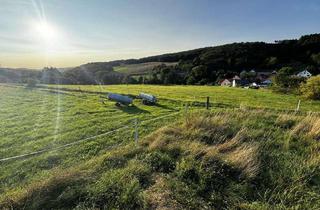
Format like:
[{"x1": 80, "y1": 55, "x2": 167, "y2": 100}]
[
  {"x1": 1, "y1": 109, "x2": 319, "y2": 209},
  {"x1": 113, "y1": 62, "x2": 178, "y2": 75},
  {"x1": 1, "y1": 33, "x2": 320, "y2": 84}
]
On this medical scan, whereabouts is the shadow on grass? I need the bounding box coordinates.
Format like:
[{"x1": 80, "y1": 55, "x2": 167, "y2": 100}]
[
  {"x1": 154, "y1": 103, "x2": 178, "y2": 111},
  {"x1": 117, "y1": 105, "x2": 150, "y2": 114},
  {"x1": 38, "y1": 89, "x2": 75, "y2": 96}
]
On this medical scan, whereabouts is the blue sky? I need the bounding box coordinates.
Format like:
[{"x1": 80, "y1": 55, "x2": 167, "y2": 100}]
[{"x1": 0, "y1": 0, "x2": 319, "y2": 68}]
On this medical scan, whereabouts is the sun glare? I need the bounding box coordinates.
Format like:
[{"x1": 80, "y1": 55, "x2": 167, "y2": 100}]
[
  {"x1": 35, "y1": 21, "x2": 58, "y2": 43},
  {"x1": 32, "y1": 20, "x2": 66, "y2": 55}
]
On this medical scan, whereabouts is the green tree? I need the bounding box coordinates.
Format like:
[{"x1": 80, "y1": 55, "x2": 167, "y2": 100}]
[
  {"x1": 300, "y1": 76, "x2": 320, "y2": 100},
  {"x1": 311, "y1": 53, "x2": 320, "y2": 65},
  {"x1": 247, "y1": 70, "x2": 257, "y2": 78},
  {"x1": 122, "y1": 75, "x2": 137, "y2": 84},
  {"x1": 240, "y1": 70, "x2": 248, "y2": 79},
  {"x1": 266, "y1": 56, "x2": 278, "y2": 67},
  {"x1": 138, "y1": 76, "x2": 144, "y2": 84},
  {"x1": 273, "y1": 67, "x2": 305, "y2": 93},
  {"x1": 187, "y1": 65, "x2": 209, "y2": 84},
  {"x1": 26, "y1": 78, "x2": 38, "y2": 88}
]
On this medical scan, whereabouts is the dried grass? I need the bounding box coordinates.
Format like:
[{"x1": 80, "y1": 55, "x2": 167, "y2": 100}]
[{"x1": 291, "y1": 114, "x2": 320, "y2": 140}]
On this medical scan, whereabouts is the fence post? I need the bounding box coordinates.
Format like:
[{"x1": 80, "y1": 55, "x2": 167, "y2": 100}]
[
  {"x1": 296, "y1": 100, "x2": 301, "y2": 112},
  {"x1": 206, "y1": 97, "x2": 210, "y2": 110},
  {"x1": 134, "y1": 118, "x2": 139, "y2": 145},
  {"x1": 184, "y1": 104, "x2": 189, "y2": 121}
]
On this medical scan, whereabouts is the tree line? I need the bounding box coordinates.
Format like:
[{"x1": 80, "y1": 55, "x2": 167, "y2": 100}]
[{"x1": 1, "y1": 33, "x2": 320, "y2": 85}]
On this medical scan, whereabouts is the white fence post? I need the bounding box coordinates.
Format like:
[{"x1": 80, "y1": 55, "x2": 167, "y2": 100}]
[{"x1": 296, "y1": 100, "x2": 301, "y2": 112}]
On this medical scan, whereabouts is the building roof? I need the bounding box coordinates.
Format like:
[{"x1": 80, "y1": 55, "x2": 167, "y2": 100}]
[
  {"x1": 261, "y1": 79, "x2": 272, "y2": 84},
  {"x1": 296, "y1": 70, "x2": 312, "y2": 77},
  {"x1": 233, "y1": 75, "x2": 241, "y2": 80},
  {"x1": 221, "y1": 79, "x2": 231, "y2": 83}
]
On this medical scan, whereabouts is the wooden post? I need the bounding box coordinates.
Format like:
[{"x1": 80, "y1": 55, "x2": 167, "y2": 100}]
[
  {"x1": 134, "y1": 118, "x2": 139, "y2": 145},
  {"x1": 206, "y1": 97, "x2": 210, "y2": 110},
  {"x1": 185, "y1": 104, "x2": 189, "y2": 121},
  {"x1": 296, "y1": 100, "x2": 301, "y2": 112}
]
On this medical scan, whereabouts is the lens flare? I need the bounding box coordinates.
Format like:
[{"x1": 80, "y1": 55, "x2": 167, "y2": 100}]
[
  {"x1": 34, "y1": 21, "x2": 59, "y2": 46},
  {"x1": 35, "y1": 21, "x2": 57, "y2": 41}
]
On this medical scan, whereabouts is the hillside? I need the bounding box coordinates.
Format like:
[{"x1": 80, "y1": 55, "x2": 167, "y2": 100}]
[
  {"x1": 0, "y1": 68, "x2": 39, "y2": 83},
  {"x1": 1, "y1": 33, "x2": 320, "y2": 85},
  {"x1": 1, "y1": 108, "x2": 319, "y2": 209},
  {"x1": 113, "y1": 62, "x2": 178, "y2": 75},
  {"x1": 0, "y1": 84, "x2": 320, "y2": 209}
]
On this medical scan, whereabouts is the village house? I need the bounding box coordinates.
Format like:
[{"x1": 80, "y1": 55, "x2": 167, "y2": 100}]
[
  {"x1": 232, "y1": 75, "x2": 250, "y2": 87},
  {"x1": 232, "y1": 75, "x2": 240, "y2": 87},
  {"x1": 233, "y1": 75, "x2": 241, "y2": 80},
  {"x1": 260, "y1": 79, "x2": 272, "y2": 87},
  {"x1": 296, "y1": 70, "x2": 312, "y2": 78},
  {"x1": 220, "y1": 69, "x2": 276, "y2": 88},
  {"x1": 220, "y1": 79, "x2": 232, "y2": 86}
]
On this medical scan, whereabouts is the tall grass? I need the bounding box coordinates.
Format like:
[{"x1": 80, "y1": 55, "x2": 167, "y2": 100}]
[{"x1": 1, "y1": 109, "x2": 319, "y2": 209}]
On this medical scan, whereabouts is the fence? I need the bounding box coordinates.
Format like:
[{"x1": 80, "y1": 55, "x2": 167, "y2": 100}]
[
  {"x1": 0, "y1": 111, "x2": 182, "y2": 163},
  {"x1": 0, "y1": 86, "x2": 316, "y2": 164}
]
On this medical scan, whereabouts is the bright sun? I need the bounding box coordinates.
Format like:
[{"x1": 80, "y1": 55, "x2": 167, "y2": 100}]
[
  {"x1": 35, "y1": 21, "x2": 58, "y2": 42},
  {"x1": 31, "y1": 20, "x2": 68, "y2": 56}
]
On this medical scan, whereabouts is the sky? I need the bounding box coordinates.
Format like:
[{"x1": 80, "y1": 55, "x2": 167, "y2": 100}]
[{"x1": 0, "y1": 0, "x2": 319, "y2": 69}]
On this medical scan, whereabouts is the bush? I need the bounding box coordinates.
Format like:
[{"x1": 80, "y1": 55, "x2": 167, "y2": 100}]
[
  {"x1": 300, "y1": 75, "x2": 320, "y2": 100},
  {"x1": 88, "y1": 161, "x2": 150, "y2": 209},
  {"x1": 26, "y1": 78, "x2": 38, "y2": 88},
  {"x1": 272, "y1": 67, "x2": 305, "y2": 93},
  {"x1": 175, "y1": 157, "x2": 200, "y2": 184},
  {"x1": 144, "y1": 151, "x2": 175, "y2": 173}
]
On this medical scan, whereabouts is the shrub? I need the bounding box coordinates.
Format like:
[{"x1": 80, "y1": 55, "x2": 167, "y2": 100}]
[
  {"x1": 144, "y1": 151, "x2": 175, "y2": 173},
  {"x1": 300, "y1": 75, "x2": 320, "y2": 100},
  {"x1": 88, "y1": 161, "x2": 150, "y2": 209},
  {"x1": 272, "y1": 67, "x2": 305, "y2": 93},
  {"x1": 175, "y1": 157, "x2": 200, "y2": 184},
  {"x1": 25, "y1": 78, "x2": 38, "y2": 88}
]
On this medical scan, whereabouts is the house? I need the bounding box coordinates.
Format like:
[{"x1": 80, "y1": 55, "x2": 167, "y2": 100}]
[
  {"x1": 220, "y1": 79, "x2": 232, "y2": 86},
  {"x1": 233, "y1": 75, "x2": 241, "y2": 80},
  {"x1": 232, "y1": 79, "x2": 238, "y2": 87},
  {"x1": 250, "y1": 82, "x2": 259, "y2": 89},
  {"x1": 296, "y1": 70, "x2": 312, "y2": 78},
  {"x1": 260, "y1": 79, "x2": 272, "y2": 87},
  {"x1": 232, "y1": 79, "x2": 249, "y2": 87},
  {"x1": 232, "y1": 75, "x2": 241, "y2": 87}
]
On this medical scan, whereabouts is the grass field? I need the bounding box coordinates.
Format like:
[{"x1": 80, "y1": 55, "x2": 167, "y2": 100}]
[
  {"x1": 0, "y1": 84, "x2": 319, "y2": 209},
  {"x1": 49, "y1": 84, "x2": 320, "y2": 112},
  {"x1": 0, "y1": 84, "x2": 182, "y2": 195},
  {"x1": 113, "y1": 62, "x2": 177, "y2": 75}
]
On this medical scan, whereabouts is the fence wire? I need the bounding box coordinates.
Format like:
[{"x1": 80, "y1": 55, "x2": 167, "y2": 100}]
[{"x1": 0, "y1": 111, "x2": 182, "y2": 163}]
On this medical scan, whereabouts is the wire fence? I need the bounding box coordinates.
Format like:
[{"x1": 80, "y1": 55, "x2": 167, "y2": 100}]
[
  {"x1": 0, "y1": 111, "x2": 182, "y2": 163},
  {"x1": 2, "y1": 83, "x2": 318, "y2": 113},
  {"x1": 1, "y1": 84, "x2": 318, "y2": 164}
]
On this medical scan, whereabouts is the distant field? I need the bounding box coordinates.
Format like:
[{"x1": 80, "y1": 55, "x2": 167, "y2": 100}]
[
  {"x1": 1, "y1": 83, "x2": 320, "y2": 203},
  {"x1": 50, "y1": 84, "x2": 320, "y2": 112},
  {"x1": 113, "y1": 62, "x2": 178, "y2": 75}
]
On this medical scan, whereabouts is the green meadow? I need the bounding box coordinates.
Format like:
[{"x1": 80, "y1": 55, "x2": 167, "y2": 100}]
[
  {"x1": 51, "y1": 84, "x2": 320, "y2": 111},
  {"x1": 113, "y1": 62, "x2": 177, "y2": 75},
  {"x1": 0, "y1": 85, "x2": 181, "y2": 193},
  {"x1": 0, "y1": 84, "x2": 319, "y2": 209}
]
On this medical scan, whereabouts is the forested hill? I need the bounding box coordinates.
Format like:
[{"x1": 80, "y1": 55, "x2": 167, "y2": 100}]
[{"x1": 1, "y1": 33, "x2": 320, "y2": 85}]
